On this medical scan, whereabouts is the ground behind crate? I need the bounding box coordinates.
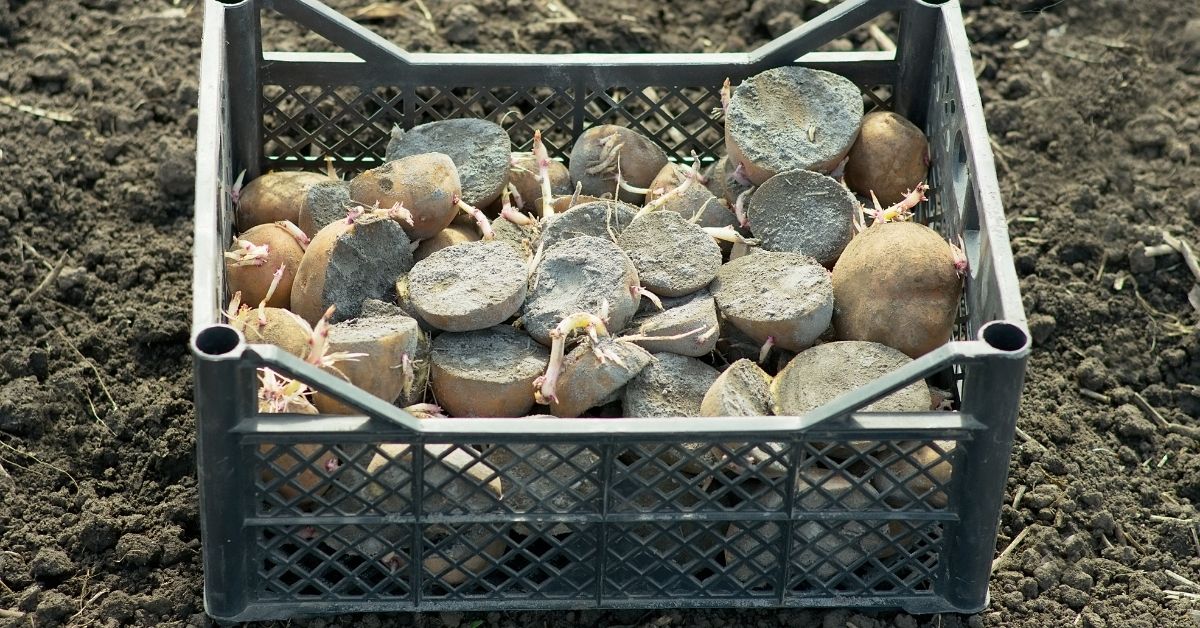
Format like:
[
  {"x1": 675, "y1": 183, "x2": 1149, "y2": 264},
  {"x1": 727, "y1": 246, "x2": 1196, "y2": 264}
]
[{"x1": 1, "y1": 0, "x2": 1200, "y2": 627}]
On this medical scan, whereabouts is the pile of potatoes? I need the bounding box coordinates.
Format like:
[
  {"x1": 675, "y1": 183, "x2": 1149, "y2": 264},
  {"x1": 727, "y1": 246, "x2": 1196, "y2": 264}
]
[{"x1": 229, "y1": 65, "x2": 964, "y2": 585}]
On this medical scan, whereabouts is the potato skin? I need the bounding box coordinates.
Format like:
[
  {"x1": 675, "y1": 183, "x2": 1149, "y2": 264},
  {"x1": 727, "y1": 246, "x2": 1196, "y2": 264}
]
[
  {"x1": 414, "y1": 224, "x2": 480, "y2": 262},
  {"x1": 348, "y1": 153, "x2": 462, "y2": 241},
  {"x1": 509, "y1": 152, "x2": 571, "y2": 214},
  {"x1": 831, "y1": 221, "x2": 961, "y2": 358},
  {"x1": 225, "y1": 223, "x2": 306, "y2": 309},
  {"x1": 232, "y1": 308, "x2": 310, "y2": 357},
  {"x1": 568, "y1": 125, "x2": 667, "y2": 204},
  {"x1": 843, "y1": 111, "x2": 929, "y2": 206},
  {"x1": 290, "y1": 220, "x2": 351, "y2": 325},
  {"x1": 237, "y1": 171, "x2": 329, "y2": 231},
  {"x1": 431, "y1": 364, "x2": 536, "y2": 419}
]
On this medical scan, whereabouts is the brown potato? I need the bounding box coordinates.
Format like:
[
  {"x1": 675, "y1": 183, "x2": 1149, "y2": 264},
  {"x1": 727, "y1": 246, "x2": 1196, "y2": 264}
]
[
  {"x1": 843, "y1": 111, "x2": 930, "y2": 206},
  {"x1": 348, "y1": 152, "x2": 462, "y2": 241},
  {"x1": 312, "y1": 307, "x2": 427, "y2": 414},
  {"x1": 644, "y1": 163, "x2": 734, "y2": 229},
  {"x1": 297, "y1": 180, "x2": 352, "y2": 238},
  {"x1": 256, "y1": 381, "x2": 338, "y2": 501},
  {"x1": 225, "y1": 222, "x2": 307, "y2": 309},
  {"x1": 236, "y1": 171, "x2": 330, "y2": 231},
  {"x1": 430, "y1": 326, "x2": 549, "y2": 418},
  {"x1": 831, "y1": 221, "x2": 961, "y2": 358},
  {"x1": 724, "y1": 67, "x2": 863, "y2": 184},
  {"x1": 290, "y1": 217, "x2": 414, "y2": 324},
  {"x1": 509, "y1": 152, "x2": 572, "y2": 214},
  {"x1": 568, "y1": 125, "x2": 668, "y2": 204},
  {"x1": 550, "y1": 194, "x2": 608, "y2": 214},
  {"x1": 231, "y1": 307, "x2": 310, "y2": 357},
  {"x1": 710, "y1": 251, "x2": 833, "y2": 352},
  {"x1": 414, "y1": 224, "x2": 481, "y2": 262}
]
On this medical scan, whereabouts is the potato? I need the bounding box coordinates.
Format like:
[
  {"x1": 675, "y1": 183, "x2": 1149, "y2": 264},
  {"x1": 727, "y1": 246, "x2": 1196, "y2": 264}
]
[
  {"x1": 311, "y1": 303, "x2": 427, "y2": 414},
  {"x1": 643, "y1": 163, "x2": 733, "y2": 229},
  {"x1": 770, "y1": 341, "x2": 930, "y2": 417},
  {"x1": 297, "y1": 179, "x2": 352, "y2": 238},
  {"x1": 408, "y1": 241, "x2": 528, "y2": 332},
  {"x1": 843, "y1": 111, "x2": 930, "y2": 207},
  {"x1": 568, "y1": 125, "x2": 668, "y2": 204},
  {"x1": 617, "y1": 211, "x2": 722, "y2": 298},
  {"x1": 224, "y1": 222, "x2": 307, "y2": 309},
  {"x1": 430, "y1": 326, "x2": 550, "y2": 418},
  {"x1": 385, "y1": 119, "x2": 511, "y2": 208},
  {"x1": 746, "y1": 169, "x2": 857, "y2": 267},
  {"x1": 256, "y1": 371, "x2": 337, "y2": 501},
  {"x1": 236, "y1": 171, "x2": 330, "y2": 231},
  {"x1": 231, "y1": 307, "x2": 310, "y2": 357},
  {"x1": 414, "y1": 224, "x2": 480, "y2": 262},
  {"x1": 348, "y1": 152, "x2": 462, "y2": 241},
  {"x1": 509, "y1": 152, "x2": 571, "y2": 214},
  {"x1": 523, "y1": 236, "x2": 641, "y2": 346},
  {"x1": 710, "y1": 251, "x2": 833, "y2": 352},
  {"x1": 724, "y1": 67, "x2": 863, "y2": 184},
  {"x1": 831, "y1": 221, "x2": 961, "y2": 358},
  {"x1": 290, "y1": 216, "x2": 414, "y2": 324}
]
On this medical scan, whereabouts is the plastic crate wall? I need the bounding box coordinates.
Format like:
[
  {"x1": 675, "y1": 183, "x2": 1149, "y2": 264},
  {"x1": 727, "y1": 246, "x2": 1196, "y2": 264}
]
[{"x1": 190, "y1": 0, "x2": 1029, "y2": 621}]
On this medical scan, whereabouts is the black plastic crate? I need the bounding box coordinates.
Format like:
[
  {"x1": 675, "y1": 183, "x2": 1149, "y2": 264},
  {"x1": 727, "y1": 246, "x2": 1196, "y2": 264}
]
[{"x1": 190, "y1": 0, "x2": 1030, "y2": 621}]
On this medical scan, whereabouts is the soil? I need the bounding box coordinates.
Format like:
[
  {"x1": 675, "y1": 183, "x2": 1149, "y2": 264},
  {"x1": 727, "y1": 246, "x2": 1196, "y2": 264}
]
[{"x1": 1, "y1": 1, "x2": 1199, "y2": 628}]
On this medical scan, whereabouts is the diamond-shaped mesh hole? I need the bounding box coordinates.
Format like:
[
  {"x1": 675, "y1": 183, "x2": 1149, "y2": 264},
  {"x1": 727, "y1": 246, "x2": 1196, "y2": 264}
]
[
  {"x1": 480, "y1": 444, "x2": 602, "y2": 515},
  {"x1": 787, "y1": 520, "x2": 942, "y2": 596},
  {"x1": 255, "y1": 442, "x2": 416, "y2": 518},
  {"x1": 421, "y1": 522, "x2": 599, "y2": 599},
  {"x1": 865, "y1": 440, "x2": 957, "y2": 511},
  {"x1": 793, "y1": 446, "x2": 888, "y2": 514},
  {"x1": 605, "y1": 521, "x2": 773, "y2": 598},
  {"x1": 611, "y1": 443, "x2": 747, "y2": 513},
  {"x1": 256, "y1": 524, "x2": 412, "y2": 600},
  {"x1": 420, "y1": 444, "x2": 506, "y2": 516},
  {"x1": 262, "y1": 85, "x2": 388, "y2": 162}
]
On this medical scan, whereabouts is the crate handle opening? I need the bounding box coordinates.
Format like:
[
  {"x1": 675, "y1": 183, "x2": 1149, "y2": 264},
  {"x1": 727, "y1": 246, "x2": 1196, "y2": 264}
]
[
  {"x1": 193, "y1": 324, "x2": 244, "y2": 357},
  {"x1": 978, "y1": 321, "x2": 1029, "y2": 354}
]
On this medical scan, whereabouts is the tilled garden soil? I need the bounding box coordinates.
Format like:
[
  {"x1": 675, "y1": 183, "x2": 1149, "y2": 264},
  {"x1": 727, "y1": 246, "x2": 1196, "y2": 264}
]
[{"x1": 2, "y1": 0, "x2": 1200, "y2": 626}]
